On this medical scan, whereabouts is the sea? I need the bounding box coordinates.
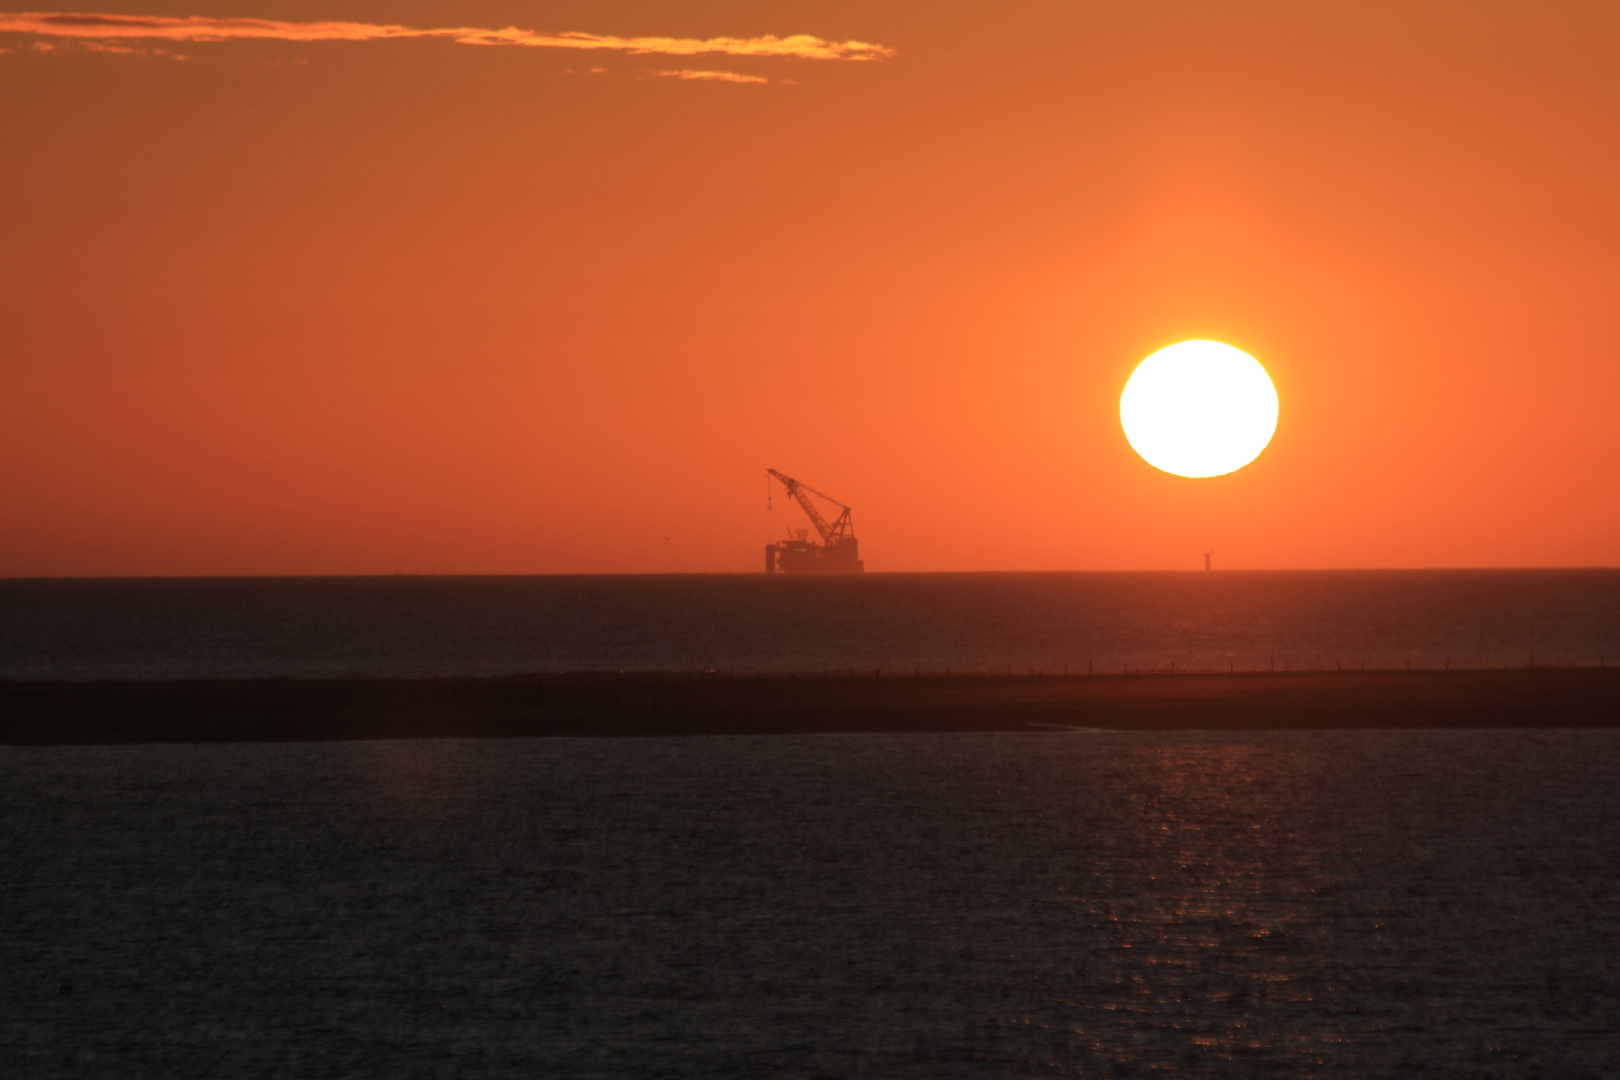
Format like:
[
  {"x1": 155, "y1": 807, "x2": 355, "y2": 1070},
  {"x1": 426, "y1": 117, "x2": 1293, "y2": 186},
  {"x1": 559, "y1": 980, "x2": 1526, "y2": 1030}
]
[
  {"x1": 2, "y1": 569, "x2": 1618, "y2": 678},
  {"x1": 3, "y1": 571, "x2": 1618, "y2": 1076},
  {"x1": 4, "y1": 732, "x2": 1617, "y2": 1077}
]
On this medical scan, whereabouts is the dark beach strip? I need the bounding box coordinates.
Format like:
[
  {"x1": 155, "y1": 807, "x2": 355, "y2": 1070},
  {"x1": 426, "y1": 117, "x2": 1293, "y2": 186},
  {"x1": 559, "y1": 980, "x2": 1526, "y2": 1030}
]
[{"x1": 1, "y1": 668, "x2": 1617, "y2": 744}]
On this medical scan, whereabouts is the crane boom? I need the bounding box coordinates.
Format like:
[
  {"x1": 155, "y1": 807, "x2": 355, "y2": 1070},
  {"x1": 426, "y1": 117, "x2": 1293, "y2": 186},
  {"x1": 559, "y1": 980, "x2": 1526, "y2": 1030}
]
[
  {"x1": 767, "y1": 469, "x2": 853, "y2": 543},
  {"x1": 763, "y1": 470, "x2": 863, "y2": 574}
]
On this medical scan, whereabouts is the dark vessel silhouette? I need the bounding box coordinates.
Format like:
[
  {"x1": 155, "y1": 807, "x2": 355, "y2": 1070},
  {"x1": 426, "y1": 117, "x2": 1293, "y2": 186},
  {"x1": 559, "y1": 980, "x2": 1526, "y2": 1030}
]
[{"x1": 764, "y1": 470, "x2": 864, "y2": 574}]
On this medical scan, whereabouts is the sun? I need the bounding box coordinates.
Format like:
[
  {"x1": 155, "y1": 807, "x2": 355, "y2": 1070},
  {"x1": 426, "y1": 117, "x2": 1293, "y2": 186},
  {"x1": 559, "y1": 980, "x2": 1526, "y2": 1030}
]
[{"x1": 1119, "y1": 340, "x2": 1278, "y2": 479}]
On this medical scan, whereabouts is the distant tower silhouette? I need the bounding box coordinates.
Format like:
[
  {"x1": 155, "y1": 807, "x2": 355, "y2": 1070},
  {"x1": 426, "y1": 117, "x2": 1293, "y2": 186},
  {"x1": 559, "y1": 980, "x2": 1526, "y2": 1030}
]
[{"x1": 1203, "y1": 550, "x2": 1214, "y2": 571}]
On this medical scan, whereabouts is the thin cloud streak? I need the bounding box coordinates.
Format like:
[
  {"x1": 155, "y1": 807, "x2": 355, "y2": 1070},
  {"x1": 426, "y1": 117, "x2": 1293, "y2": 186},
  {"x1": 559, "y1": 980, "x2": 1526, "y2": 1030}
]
[
  {"x1": 0, "y1": 13, "x2": 895, "y2": 60},
  {"x1": 657, "y1": 69, "x2": 768, "y2": 84}
]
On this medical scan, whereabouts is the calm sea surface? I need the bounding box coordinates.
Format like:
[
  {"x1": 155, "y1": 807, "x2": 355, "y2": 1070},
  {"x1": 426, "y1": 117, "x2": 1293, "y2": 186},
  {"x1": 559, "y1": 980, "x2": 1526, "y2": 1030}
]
[
  {"x1": 2, "y1": 731, "x2": 1616, "y2": 1077},
  {"x1": 2, "y1": 570, "x2": 1618, "y2": 679},
  {"x1": 5, "y1": 574, "x2": 1617, "y2": 1076}
]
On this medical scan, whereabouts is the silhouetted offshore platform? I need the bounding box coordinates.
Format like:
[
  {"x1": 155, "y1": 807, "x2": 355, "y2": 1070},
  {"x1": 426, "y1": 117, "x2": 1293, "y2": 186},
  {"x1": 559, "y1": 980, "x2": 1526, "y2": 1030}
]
[{"x1": 765, "y1": 469, "x2": 864, "y2": 574}]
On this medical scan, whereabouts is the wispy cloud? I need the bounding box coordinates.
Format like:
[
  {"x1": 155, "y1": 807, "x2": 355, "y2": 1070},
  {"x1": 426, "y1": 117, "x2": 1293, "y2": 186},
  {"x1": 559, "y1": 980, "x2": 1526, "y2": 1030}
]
[
  {"x1": 74, "y1": 38, "x2": 185, "y2": 58},
  {"x1": 0, "y1": 13, "x2": 895, "y2": 61},
  {"x1": 657, "y1": 69, "x2": 768, "y2": 84}
]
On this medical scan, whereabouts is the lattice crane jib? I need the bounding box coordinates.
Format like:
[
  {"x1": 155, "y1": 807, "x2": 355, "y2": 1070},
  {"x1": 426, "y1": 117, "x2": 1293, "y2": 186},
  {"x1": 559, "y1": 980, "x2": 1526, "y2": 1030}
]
[{"x1": 766, "y1": 469, "x2": 854, "y2": 543}]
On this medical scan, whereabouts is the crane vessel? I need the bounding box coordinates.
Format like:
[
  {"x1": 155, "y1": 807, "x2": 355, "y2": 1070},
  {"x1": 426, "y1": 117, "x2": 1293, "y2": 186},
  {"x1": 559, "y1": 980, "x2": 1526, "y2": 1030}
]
[{"x1": 764, "y1": 469, "x2": 864, "y2": 574}]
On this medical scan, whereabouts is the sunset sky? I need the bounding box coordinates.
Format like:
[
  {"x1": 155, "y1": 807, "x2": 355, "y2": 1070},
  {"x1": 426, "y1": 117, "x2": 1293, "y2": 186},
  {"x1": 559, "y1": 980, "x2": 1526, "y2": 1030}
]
[{"x1": 4, "y1": 1, "x2": 1619, "y2": 575}]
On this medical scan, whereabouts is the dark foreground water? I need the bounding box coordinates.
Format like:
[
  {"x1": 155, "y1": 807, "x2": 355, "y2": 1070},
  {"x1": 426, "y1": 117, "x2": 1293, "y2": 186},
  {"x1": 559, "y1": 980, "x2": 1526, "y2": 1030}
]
[
  {"x1": 3, "y1": 570, "x2": 1619, "y2": 679},
  {"x1": 3, "y1": 731, "x2": 1616, "y2": 1078}
]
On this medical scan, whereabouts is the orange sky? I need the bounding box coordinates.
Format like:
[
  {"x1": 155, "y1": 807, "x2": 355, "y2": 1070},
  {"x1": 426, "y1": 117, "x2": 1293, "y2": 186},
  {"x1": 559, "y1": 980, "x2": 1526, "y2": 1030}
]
[{"x1": 3, "y1": 1, "x2": 1618, "y2": 575}]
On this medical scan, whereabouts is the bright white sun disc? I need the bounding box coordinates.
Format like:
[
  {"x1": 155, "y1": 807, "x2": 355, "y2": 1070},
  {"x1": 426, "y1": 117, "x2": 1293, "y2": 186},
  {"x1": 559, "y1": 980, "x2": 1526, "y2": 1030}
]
[{"x1": 1119, "y1": 341, "x2": 1277, "y2": 478}]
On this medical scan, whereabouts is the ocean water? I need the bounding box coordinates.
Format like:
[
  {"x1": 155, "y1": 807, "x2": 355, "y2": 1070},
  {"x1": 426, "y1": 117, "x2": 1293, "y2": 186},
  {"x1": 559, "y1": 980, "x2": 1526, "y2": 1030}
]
[
  {"x1": 2, "y1": 570, "x2": 1618, "y2": 680},
  {"x1": 2, "y1": 731, "x2": 1616, "y2": 1078}
]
